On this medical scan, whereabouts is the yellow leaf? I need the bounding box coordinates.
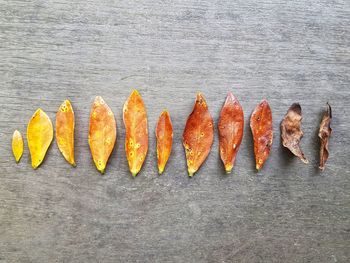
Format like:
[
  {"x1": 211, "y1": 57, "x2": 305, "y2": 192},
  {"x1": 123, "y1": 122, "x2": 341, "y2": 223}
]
[
  {"x1": 27, "y1": 108, "x2": 53, "y2": 169},
  {"x1": 12, "y1": 130, "x2": 23, "y2": 163}
]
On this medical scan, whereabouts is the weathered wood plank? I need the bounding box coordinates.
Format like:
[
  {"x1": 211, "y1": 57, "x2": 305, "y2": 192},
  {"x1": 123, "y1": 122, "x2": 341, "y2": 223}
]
[{"x1": 0, "y1": 0, "x2": 349, "y2": 262}]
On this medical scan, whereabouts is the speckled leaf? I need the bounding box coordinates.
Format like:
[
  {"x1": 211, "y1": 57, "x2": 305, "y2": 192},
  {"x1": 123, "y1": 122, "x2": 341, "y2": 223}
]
[
  {"x1": 281, "y1": 103, "x2": 308, "y2": 164},
  {"x1": 56, "y1": 100, "x2": 76, "y2": 166},
  {"x1": 218, "y1": 92, "x2": 244, "y2": 173},
  {"x1": 156, "y1": 110, "x2": 173, "y2": 174},
  {"x1": 88, "y1": 96, "x2": 116, "y2": 174},
  {"x1": 183, "y1": 93, "x2": 214, "y2": 177},
  {"x1": 27, "y1": 108, "x2": 53, "y2": 169},
  {"x1": 123, "y1": 90, "x2": 148, "y2": 177},
  {"x1": 250, "y1": 100, "x2": 273, "y2": 170},
  {"x1": 12, "y1": 130, "x2": 23, "y2": 163},
  {"x1": 319, "y1": 103, "x2": 332, "y2": 171}
]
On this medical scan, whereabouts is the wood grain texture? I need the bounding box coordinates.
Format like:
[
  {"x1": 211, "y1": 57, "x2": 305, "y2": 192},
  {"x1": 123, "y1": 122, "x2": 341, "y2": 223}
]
[{"x1": 0, "y1": 0, "x2": 349, "y2": 262}]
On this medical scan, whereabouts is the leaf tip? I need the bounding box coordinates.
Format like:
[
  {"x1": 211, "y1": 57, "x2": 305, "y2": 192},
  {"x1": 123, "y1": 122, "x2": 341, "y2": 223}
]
[
  {"x1": 188, "y1": 168, "x2": 196, "y2": 177},
  {"x1": 225, "y1": 164, "x2": 233, "y2": 174},
  {"x1": 34, "y1": 108, "x2": 44, "y2": 116},
  {"x1": 260, "y1": 99, "x2": 269, "y2": 106},
  {"x1": 289, "y1": 103, "x2": 301, "y2": 114},
  {"x1": 196, "y1": 92, "x2": 204, "y2": 100},
  {"x1": 326, "y1": 102, "x2": 332, "y2": 118},
  {"x1": 131, "y1": 89, "x2": 140, "y2": 96},
  {"x1": 130, "y1": 168, "x2": 139, "y2": 177},
  {"x1": 301, "y1": 158, "x2": 309, "y2": 164},
  {"x1": 94, "y1": 96, "x2": 104, "y2": 103},
  {"x1": 226, "y1": 91, "x2": 235, "y2": 100}
]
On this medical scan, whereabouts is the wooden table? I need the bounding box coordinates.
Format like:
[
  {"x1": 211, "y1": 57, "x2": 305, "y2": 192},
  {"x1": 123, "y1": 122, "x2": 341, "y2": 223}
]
[{"x1": 0, "y1": 0, "x2": 349, "y2": 262}]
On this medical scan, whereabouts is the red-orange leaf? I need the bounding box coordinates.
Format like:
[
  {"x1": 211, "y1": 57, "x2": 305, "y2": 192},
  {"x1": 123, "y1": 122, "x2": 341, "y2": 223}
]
[
  {"x1": 123, "y1": 90, "x2": 148, "y2": 177},
  {"x1": 250, "y1": 100, "x2": 273, "y2": 170},
  {"x1": 183, "y1": 93, "x2": 214, "y2": 177},
  {"x1": 156, "y1": 110, "x2": 173, "y2": 174},
  {"x1": 218, "y1": 92, "x2": 244, "y2": 173}
]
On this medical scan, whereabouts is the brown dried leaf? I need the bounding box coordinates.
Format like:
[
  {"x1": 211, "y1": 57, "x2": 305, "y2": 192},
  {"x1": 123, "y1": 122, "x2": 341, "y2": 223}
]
[
  {"x1": 280, "y1": 103, "x2": 308, "y2": 164},
  {"x1": 183, "y1": 93, "x2": 214, "y2": 176},
  {"x1": 218, "y1": 92, "x2": 244, "y2": 173},
  {"x1": 250, "y1": 100, "x2": 273, "y2": 170},
  {"x1": 319, "y1": 103, "x2": 332, "y2": 171}
]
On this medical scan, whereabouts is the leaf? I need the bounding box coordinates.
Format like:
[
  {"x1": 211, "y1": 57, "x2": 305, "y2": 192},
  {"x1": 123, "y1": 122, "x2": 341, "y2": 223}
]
[
  {"x1": 218, "y1": 92, "x2": 244, "y2": 173},
  {"x1": 123, "y1": 90, "x2": 148, "y2": 177},
  {"x1": 88, "y1": 96, "x2": 116, "y2": 174},
  {"x1": 156, "y1": 110, "x2": 173, "y2": 174},
  {"x1": 280, "y1": 103, "x2": 308, "y2": 164},
  {"x1": 250, "y1": 100, "x2": 273, "y2": 170},
  {"x1": 12, "y1": 130, "x2": 23, "y2": 163},
  {"x1": 319, "y1": 103, "x2": 332, "y2": 171},
  {"x1": 183, "y1": 93, "x2": 214, "y2": 177},
  {"x1": 27, "y1": 108, "x2": 53, "y2": 169},
  {"x1": 56, "y1": 100, "x2": 76, "y2": 166}
]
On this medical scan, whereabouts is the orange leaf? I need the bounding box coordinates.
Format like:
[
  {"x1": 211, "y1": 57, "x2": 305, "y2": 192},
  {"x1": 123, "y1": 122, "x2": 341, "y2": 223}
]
[
  {"x1": 218, "y1": 92, "x2": 244, "y2": 173},
  {"x1": 250, "y1": 100, "x2": 273, "y2": 170},
  {"x1": 156, "y1": 110, "x2": 173, "y2": 174},
  {"x1": 183, "y1": 93, "x2": 214, "y2": 176},
  {"x1": 88, "y1": 96, "x2": 116, "y2": 174},
  {"x1": 123, "y1": 90, "x2": 148, "y2": 177},
  {"x1": 56, "y1": 100, "x2": 76, "y2": 166}
]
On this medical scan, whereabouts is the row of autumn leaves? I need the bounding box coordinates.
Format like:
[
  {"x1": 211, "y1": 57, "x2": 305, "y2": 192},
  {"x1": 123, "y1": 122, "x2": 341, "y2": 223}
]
[{"x1": 11, "y1": 90, "x2": 332, "y2": 176}]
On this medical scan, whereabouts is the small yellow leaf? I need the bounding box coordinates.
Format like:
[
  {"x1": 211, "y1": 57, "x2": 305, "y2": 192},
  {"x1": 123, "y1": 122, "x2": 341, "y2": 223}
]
[
  {"x1": 27, "y1": 108, "x2": 53, "y2": 169},
  {"x1": 12, "y1": 130, "x2": 23, "y2": 163}
]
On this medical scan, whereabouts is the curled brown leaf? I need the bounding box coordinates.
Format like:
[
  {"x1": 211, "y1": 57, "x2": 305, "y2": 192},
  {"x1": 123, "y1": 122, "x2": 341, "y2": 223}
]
[
  {"x1": 280, "y1": 103, "x2": 308, "y2": 164},
  {"x1": 319, "y1": 103, "x2": 332, "y2": 171}
]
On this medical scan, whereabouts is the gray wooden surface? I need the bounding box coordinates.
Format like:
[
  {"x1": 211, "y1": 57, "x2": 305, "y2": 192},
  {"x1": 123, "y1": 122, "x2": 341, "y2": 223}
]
[{"x1": 0, "y1": 0, "x2": 349, "y2": 262}]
